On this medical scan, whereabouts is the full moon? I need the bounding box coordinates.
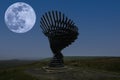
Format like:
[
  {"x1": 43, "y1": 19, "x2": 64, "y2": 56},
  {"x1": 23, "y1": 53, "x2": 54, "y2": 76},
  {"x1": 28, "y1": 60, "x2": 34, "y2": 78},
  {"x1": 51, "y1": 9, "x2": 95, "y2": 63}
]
[{"x1": 4, "y1": 2, "x2": 36, "y2": 33}]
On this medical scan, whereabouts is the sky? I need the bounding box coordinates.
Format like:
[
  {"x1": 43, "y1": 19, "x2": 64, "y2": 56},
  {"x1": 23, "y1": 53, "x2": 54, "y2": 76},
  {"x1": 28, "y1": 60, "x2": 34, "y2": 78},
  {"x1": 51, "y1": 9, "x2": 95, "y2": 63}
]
[{"x1": 0, "y1": 0, "x2": 120, "y2": 60}]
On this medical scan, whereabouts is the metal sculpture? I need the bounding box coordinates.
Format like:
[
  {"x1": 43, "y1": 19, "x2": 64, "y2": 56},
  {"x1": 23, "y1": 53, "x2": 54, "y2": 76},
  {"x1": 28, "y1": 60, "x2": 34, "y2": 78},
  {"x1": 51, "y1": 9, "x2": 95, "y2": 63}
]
[{"x1": 40, "y1": 11, "x2": 79, "y2": 67}]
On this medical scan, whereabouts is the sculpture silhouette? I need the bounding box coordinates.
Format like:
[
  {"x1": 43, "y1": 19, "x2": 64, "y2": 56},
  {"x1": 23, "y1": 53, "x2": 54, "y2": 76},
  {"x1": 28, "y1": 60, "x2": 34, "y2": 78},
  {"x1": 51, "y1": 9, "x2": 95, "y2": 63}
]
[{"x1": 40, "y1": 11, "x2": 79, "y2": 67}]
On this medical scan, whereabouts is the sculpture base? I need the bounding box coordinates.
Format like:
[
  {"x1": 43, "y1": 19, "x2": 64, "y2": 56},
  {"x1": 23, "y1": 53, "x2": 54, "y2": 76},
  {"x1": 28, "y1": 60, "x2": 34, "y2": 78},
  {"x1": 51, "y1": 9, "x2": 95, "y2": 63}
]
[
  {"x1": 49, "y1": 56, "x2": 64, "y2": 67},
  {"x1": 42, "y1": 66, "x2": 72, "y2": 73}
]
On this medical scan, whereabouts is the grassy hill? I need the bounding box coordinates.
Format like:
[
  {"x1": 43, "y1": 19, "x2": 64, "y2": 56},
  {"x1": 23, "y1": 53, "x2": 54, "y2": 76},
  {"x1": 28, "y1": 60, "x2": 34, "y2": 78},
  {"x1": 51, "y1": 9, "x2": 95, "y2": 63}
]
[{"x1": 0, "y1": 56, "x2": 120, "y2": 80}]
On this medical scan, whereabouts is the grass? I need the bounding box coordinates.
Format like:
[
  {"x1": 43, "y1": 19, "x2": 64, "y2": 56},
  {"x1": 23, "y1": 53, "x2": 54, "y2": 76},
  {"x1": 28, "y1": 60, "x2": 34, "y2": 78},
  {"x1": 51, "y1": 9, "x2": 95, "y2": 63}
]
[
  {"x1": 65, "y1": 56, "x2": 120, "y2": 72},
  {"x1": 0, "y1": 69, "x2": 38, "y2": 80},
  {"x1": 0, "y1": 56, "x2": 120, "y2": 80}
]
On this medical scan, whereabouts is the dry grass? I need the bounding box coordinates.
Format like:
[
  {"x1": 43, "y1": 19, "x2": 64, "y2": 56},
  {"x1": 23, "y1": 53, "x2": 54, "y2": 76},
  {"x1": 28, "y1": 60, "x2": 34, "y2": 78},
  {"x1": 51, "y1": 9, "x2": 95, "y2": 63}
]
[{"x1": 0, "y1": 56, "x2": 120, "y2": 80}]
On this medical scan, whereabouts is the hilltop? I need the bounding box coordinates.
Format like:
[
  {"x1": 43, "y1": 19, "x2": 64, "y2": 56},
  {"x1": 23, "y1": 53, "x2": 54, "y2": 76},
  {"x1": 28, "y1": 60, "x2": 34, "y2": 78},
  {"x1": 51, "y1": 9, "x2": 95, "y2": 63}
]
[{"x1": 0, "y1": 56, "x2": 120, "y2": 80}]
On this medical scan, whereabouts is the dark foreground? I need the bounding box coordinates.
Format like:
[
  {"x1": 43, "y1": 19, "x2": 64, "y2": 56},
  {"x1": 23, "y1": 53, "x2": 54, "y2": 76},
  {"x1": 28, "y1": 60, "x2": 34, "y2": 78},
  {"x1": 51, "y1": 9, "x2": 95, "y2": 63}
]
[{"x1": 0, "y1": 56, "x2": 120, "y2": 80}]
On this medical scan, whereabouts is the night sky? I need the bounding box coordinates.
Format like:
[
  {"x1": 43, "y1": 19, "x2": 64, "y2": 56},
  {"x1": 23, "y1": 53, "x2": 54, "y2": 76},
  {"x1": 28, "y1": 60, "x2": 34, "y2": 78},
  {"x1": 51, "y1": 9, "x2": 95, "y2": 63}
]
[{"x1": 0, "y1": 0, "x2": 120, "y2": 60}]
